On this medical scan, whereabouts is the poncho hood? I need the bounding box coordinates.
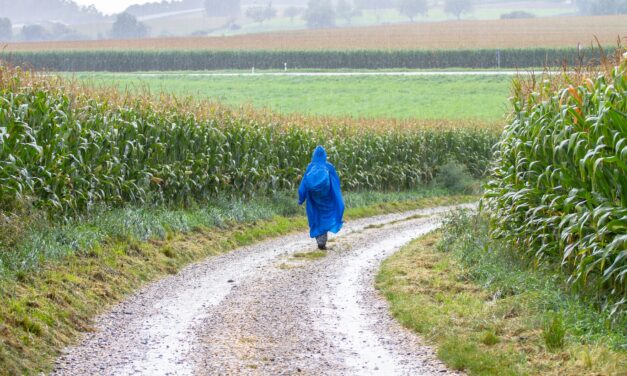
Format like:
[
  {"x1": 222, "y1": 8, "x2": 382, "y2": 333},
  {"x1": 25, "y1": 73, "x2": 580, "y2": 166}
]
[{"x1": 311, "y1": 146, "x2": 327, "y2": 164}]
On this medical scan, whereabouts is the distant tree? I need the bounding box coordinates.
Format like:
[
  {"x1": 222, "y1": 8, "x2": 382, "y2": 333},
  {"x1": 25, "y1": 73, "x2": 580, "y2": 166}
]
[
  {"x1": 111, "y1": 13, "x2": 148, "y2": 39},
  {"x1": 575, "y1": 0, "x2": 590, "y2": 13},
  {"x1": 246, "y1": 6, "x2": 266, "y2": 23},
  {"x1": 444, "y1": 0, "x2": 474, "y2": 20},
  {"x1": 0, "y1": 18, "x2": 12, "y2": 41},
  {"x1": 204, "y1": 0, "x2": 241, "y2": 17},
  {"x1": 264, "y1": 2, "x2": 277, "y2": 21},
  {"x1": 336, "y1": 0, "x2": 360, "y2": 24},
  {"x1": 608, "y1": 0, "x2": 627, "y2": 13},
  {"x1": 50, "y1": 22, "x2": 72, "y2": 36},
  {"x1": 576, "y1": 0, "x2": 627, "y2": 15},
  {"x1": 80, "y1": 4, "x2": 105, "y2": 21},
  {"x1": 246, "y1": 2, "x2": 276, "y2": 24},
  {"x1": 354, "y1": 0, "x2": 395, "y2": 10},
  {"x1": 303, "y1": 0, "x2": 336, "y2": 29},
  {"x1": 0, "y1": 0, "x2": 106, "y2": 25},
  {"x1": 21, "y1": 24, "x2": 48, "y2": 41},
  {"x1": 500, "y1": 11, "x2": 535, "y2": 19},
  {"x1": 354, "y1": 0, "x2": 394, "y2": 23},
  {"x1": 396, "y1": 0, "x2": 428, "y2": 21},
  {"x1": 283, "y1": 6, "x2": 303, "y2": 23},
  {"x1": 49, "y1": 22, "x2": 86, "y2": 41},
  {"x1": 125, "y1": 0, "x2": 204, "y2": 17}
]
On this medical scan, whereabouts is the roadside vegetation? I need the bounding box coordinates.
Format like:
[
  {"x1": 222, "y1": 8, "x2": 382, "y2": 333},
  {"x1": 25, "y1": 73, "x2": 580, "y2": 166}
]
[
  {"x1": 377, "y1": 212, "x2": 626, "y2": 375},
  {"x1": 378, "y1": 49, "x2": 626, "y2": 375},
  {"x1": 484, "y1": 50, "x2": 626, "y2": 308},
  {"x1": 0, "y1": 191, "x2": 475, "y2": 375}
]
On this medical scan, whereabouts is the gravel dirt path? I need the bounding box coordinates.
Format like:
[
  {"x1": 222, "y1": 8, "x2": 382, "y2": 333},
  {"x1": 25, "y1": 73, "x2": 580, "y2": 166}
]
[
  {"x1": 53, "y1": 205, "x2": 472, "y2": 376},
  {"x1": 128, "y1": 71, "x2": 521, "y2": 77}
]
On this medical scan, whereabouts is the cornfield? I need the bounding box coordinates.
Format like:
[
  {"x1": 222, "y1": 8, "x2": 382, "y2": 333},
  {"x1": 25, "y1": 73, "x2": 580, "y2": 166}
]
[
  {"x1": 0, "y1": 65, "x2": 497, "y2": 218},
  {"x1": 484, "y1": 52, "x2": 627, "y2": 309},
  {"x1": 3, "y1": 48, "x2": 614, "y2": 72}
]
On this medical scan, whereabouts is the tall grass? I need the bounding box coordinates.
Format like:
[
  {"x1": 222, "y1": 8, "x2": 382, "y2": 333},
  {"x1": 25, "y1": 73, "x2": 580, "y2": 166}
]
[
  {"x1": 484, "y1": 50, "x2": 626, "y2": 312},
  {"x1": 0, "y1": 188, "x2": 463, "y2": 276}
]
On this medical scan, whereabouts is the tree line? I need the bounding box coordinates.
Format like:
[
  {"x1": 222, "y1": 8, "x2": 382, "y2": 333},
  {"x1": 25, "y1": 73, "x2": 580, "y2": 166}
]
[
  {"x1": 575, "y1": 0, "x2": 627, "y2": 15},
  {"x1": 0, "y1": 0, "x2": 105, "y2": 25},
  {"x1": 202, "y1": 0, "x2": 627, "y2": 28},
  {"x1": 201, "y1": 0, "x2": 477, "y2": 29},
  {"x1": 0, "y1": 14, "x2": 149, "y2": 42}
]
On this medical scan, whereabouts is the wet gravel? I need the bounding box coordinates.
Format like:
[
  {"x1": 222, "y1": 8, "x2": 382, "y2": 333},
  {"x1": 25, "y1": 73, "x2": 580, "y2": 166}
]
[{"x1": 53, "y1": 205, "x2": 472, "y2": 376}]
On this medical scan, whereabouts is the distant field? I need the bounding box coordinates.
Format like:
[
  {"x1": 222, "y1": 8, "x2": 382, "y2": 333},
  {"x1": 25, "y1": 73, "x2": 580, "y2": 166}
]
[
  {"x1": 208, "y1": 2, "x2": 579, "y2": 37},
  {"x1": 74, "y1": 73, "x2": 512, "y2": 121},
  {"x1": 6, "y1": 15, "x2": 625, "y2": 51},
  {"x1": 63, "y1": 2, "x2": 579, "y2": 39}
]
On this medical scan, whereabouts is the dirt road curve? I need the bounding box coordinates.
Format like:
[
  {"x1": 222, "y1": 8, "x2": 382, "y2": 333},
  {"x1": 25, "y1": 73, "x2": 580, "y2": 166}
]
[{"x1": 53, "y1": 205, "x2": 472, "y2": 376}]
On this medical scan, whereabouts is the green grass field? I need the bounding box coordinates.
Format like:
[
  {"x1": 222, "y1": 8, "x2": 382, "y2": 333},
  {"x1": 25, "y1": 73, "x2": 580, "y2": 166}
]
[{"x1": 74, "y1": 73, "x2": 512, "y2": 121}]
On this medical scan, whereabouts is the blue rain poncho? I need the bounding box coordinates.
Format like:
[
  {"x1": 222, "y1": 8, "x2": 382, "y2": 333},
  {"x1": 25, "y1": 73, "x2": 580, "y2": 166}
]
[{"x1": 298, "y1": 146, "x2": 345, "y2": 238}]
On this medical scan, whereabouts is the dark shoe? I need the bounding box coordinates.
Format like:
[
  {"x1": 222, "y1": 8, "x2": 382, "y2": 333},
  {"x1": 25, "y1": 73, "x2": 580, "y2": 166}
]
[{"x1": 316, "y1": 233, "x2": 328, "y2": 250}]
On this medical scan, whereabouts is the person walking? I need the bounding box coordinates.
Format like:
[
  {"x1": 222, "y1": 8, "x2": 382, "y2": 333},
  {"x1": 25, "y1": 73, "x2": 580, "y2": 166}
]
[{"x1": 298, "y1": 146, "x2": 345, "y2": 250}]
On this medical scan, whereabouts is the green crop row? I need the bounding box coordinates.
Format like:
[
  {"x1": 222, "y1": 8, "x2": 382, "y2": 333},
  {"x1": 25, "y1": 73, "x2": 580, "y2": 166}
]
[
  {"x1": 1, "y1": 47, "x2": 612, "y2": 72},
  {"x1": 484, "y1": 58, "x2": 627, "y2": 309},
  {"x1": 0, "y1": 66, "x2": 497, "y2": 219}
]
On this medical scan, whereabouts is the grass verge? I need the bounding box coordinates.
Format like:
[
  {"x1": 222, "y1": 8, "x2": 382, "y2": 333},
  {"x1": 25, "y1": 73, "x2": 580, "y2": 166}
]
[
  {"x1": 376, "y1": 211, "x2": 626, "y2": 376},
  {"x1": 0, "y1": 189, "x2": 474, "y2": 375}
]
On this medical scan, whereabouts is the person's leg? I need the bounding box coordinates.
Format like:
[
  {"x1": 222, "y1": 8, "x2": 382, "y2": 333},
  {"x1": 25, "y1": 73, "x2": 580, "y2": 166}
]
[{"x1": 316, "y1": 233, "x2": 328, "y2": 250}]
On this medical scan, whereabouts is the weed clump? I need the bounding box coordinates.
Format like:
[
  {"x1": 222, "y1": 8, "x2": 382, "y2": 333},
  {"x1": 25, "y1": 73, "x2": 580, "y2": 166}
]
[
  {"x1": 292, "y1": 250, "x2": 327, "y2": 261},
  {"x1": 433, "y1": 162, "x2": 477, "y2": 194},
  {"x1": 543, "y1": 314, "x2": 566, "y2": 351},
  {"x1": 19, "y1": 317, "x2": 42, "y2": 336},
  {"x1": 480, "y1": 330, "x2": 500, "y2": 346},
  {"x1": 161, "y1": 245, "x2": 176, "y2": 258}
]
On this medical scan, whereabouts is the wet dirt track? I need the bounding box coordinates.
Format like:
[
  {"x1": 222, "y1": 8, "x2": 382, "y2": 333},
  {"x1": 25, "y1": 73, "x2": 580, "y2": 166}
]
[{"x1": 53, "y1": 205, "x2": 472, "y2": 376}]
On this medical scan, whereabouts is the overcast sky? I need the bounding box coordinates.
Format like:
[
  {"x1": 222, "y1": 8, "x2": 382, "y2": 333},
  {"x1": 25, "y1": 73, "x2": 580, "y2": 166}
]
[{"x1": 74, "y1": 0, "x2": 155, "y2": 15}]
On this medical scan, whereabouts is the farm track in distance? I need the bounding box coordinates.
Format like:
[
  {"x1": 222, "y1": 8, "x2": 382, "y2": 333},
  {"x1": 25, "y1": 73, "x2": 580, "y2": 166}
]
[
  {"x1": 5, "y1": 15, "x2": 626, "y2": 52},
  {"x1": 116, "y1": 70, "x2": 526, "y2": 77}
]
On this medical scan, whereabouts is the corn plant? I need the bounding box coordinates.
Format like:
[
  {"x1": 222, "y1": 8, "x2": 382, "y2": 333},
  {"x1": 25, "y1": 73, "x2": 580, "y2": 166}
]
[
  {"x1": 484, "y1": 55, "x2": 627, "y2": 310},
  {"x1": 3, "y1": 47, "x2": 613, "y2": 72},
  {"x1": 0, "y1": 65, "x2": 497, "y2": 220}
]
